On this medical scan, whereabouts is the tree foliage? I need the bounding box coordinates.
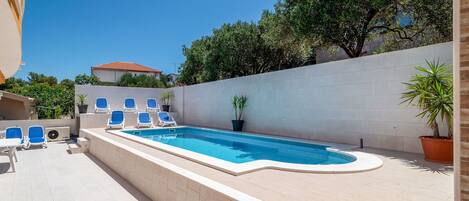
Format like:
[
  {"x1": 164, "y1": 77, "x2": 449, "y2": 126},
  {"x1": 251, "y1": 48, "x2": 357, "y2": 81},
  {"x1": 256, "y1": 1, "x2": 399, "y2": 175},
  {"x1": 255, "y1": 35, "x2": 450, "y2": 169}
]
[
  {"x1": 178, "y1": 21, "x2": 315, "y2": 85},
  {"x1": 74, "y1": 73, "x2": 100, "y2": 85},
  {"x1": 1, "y1": 72, "x2": 74, "y2": 119},
  {"x1": 177, "y1": 0, "x2": 451, "y2": 85},
  {"x1": 281, "y1": 0, "x2": 452, "y2": 58},
  {"x1": 1, "y1": 71, "x2": 169, "y2": 119},
  {"x1": 401, "y1": 61, "x2": 453, "y2": 138},
  {"x1": 117, "y1": 73, "x2": 165, "y2": 88}
]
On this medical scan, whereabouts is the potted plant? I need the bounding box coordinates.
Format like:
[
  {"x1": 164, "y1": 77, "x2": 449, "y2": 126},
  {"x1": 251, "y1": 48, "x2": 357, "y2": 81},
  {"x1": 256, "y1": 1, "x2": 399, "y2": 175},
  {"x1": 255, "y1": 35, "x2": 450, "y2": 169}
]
[
  {"x1": 76, "y1": 94, "x2": 88, "y2": 114},
  {"x1": 401, "y1": 60, "x2": 453, "y2": 163},
  {"x1": 232, "y1": 95, "x2": 247, "y2": 131},
  {"x1": 160, "y1": 91, "x2": 173, "y2": 112}
]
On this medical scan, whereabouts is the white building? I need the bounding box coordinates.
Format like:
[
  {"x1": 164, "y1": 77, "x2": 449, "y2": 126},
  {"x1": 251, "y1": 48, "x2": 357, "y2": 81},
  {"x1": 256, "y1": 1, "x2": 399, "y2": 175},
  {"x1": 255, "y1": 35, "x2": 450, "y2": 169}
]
[
  {"x1": 0, "y1": 0, "x2": 25, "y2": 84},
  {"x1": 91, "y1": 62, "x2": 161, "y2": 83}
]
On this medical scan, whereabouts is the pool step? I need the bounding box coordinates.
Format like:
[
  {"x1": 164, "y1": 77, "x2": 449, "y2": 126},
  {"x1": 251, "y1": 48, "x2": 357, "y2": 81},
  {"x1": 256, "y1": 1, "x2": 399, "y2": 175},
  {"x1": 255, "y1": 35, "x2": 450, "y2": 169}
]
[
  {"x1": 68, "y1": 143, "x2": 81, "y2": 154},
  {"x1": 77, "y1": 137, "x2": 89, "y2": 152},
  {"x1": 67, "y1": 137, "x2": 89, "y2": 154}
]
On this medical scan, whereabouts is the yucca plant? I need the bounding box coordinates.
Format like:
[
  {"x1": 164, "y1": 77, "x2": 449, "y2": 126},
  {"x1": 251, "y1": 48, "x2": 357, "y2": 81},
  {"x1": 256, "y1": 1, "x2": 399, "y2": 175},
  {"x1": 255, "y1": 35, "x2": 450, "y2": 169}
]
[
  {"x1": 76, "y1": 94, "x2": 87, "y2": 106},
  {"x1": 160, "y1": 91, "x2": 173, "y2": 105},
  {"x1": 160, "y1": 91, "x2": 174, "y2": 112},
  {"x1": 401, "y1": 60, "x2": 453, "y2": 138},
  {"x1": 76, "y1": 94, "x2": 88, "y2": 114},
  {"x1": 232, "y1": 95, "x2": 247, "y2": 121}
]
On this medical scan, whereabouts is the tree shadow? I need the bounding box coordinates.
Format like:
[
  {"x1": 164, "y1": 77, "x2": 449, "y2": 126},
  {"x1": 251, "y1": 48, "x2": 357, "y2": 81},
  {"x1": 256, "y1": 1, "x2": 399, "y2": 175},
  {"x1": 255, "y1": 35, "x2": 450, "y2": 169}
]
[
  {"x1": 0, "y1": 162, "x2": 11, "y2": 174},
  {"x1": 358, "y1": 148, "x2": 453, "y2": 175}
]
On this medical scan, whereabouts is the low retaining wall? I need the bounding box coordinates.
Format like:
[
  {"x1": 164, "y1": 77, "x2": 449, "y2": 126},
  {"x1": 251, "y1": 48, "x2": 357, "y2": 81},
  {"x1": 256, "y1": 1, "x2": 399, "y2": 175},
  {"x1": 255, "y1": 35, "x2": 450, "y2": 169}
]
[
  {"x1": 82, "y1": 129, "x2": 259, "y2": 201},
  {"x1": 0, "y1": 119, "x2": 77, "y2": 136},
  {"x1": 79, "y1": 112, "x2": 179, "y2": 134},
  {"x1": 74, "y1": 85, "x2": 168, "y2": 114}
]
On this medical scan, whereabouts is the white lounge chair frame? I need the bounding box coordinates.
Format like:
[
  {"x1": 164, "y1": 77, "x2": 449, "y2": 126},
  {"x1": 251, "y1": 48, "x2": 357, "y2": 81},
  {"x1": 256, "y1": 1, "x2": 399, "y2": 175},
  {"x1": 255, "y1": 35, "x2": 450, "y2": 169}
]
[
  {"x1": 137, "y1": 112, "x2": 153, "y2": 128},
  {"x1": 157, "y1": 112, "x2": 178, "y2": 127},
  {"x1": 95, "y1": 97, "x2": 111, "y2": 113},
  {"x1": 107, "y1": 111, "x2": 125, "y2": 129},
  {"x1": 146, "y1": 98, "x2": 160, "y2": 113},
  {"x1": 123, "y1": 97, "x2": 138, "y2": 112},
  {"x1": 4, "y1": 126, "x2": 27, "y2": 149},
  {"x1": 26, "y1": 125, "x2": 47, "y2": 148}
]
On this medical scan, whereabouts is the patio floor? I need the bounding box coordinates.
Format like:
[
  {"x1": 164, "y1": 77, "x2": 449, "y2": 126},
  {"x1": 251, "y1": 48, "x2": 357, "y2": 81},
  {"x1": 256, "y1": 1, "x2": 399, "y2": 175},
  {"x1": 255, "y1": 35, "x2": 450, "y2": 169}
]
[
  {"x1": 0, "y1": 142, "x2": 150, "y2": 201},
  {"x1": 90, "y1": 128, "x2": 454, "y2": 201},
  {"x1": 0, "y1": 130, "x2": 454, "y2": 201}
]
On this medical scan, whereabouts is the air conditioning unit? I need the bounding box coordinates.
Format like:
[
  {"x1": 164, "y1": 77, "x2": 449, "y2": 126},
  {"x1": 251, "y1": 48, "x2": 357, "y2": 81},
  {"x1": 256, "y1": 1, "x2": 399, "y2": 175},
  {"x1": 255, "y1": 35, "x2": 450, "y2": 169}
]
[{"x1": 45, "y1": 127, "x2": 70, "y2": 142}]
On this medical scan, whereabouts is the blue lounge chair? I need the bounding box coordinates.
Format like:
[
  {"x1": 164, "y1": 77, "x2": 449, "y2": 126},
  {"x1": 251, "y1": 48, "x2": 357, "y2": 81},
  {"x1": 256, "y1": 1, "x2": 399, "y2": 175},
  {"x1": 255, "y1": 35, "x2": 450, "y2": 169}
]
[
  {"x1": 5, "y1": 127, "x2": 25, "y2": 146},
  {"x1": 124, "y1": 97, "x2": 137, "y2": 112},
  {"x1": 157, "y1": 112, "x2": 177, "y2": 127},
  {"x1": 108, "y1": 110, "x2": 125, "y2": 129},
  {"x1": 137, "y1": 112, "x2": 153, "y2": 128},
  {"x1": 27, "y1": 125, "x2": 47, "y2": 148},
  {"x1": 146, "y1": 98, "x2": 159, "y2": 112},
  {"x1": 95, "y1": 97, "x2": 110, "y2": 113}
]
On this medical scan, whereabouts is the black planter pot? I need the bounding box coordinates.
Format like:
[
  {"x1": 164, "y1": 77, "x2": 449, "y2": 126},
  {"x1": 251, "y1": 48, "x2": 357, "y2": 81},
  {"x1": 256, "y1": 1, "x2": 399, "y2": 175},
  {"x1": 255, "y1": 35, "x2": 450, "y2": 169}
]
[
  {"x1": 78, "y1": 105, "x2": 88, "y2": 114},
  {"x1": 232, "y1": 120, "x2": 244, "y2": 131},
  {"x1": 162, "y1": 105, "x2": 170, "y2": 112}
]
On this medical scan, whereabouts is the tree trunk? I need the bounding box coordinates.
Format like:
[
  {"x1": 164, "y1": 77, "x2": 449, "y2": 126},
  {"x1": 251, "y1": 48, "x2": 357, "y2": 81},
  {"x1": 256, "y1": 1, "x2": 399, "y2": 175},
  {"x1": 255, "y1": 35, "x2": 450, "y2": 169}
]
[{"x1": 432, "y1": 122, "x2": 440, "y2": 138}]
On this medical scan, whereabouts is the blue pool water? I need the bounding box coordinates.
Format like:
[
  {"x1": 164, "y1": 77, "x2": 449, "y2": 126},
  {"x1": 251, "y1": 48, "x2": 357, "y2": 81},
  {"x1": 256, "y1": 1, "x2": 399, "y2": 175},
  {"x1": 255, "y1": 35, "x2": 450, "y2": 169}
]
[{"x1": 123, "y1": 127, "x2": 355, "y2": 165}]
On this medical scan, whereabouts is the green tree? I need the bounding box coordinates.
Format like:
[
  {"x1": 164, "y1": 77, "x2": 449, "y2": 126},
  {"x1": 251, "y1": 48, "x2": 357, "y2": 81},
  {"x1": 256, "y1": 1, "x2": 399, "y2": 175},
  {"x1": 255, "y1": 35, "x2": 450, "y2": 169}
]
[
  {"x1": 178, "y1": 37, "x2": 212, "y2": 85},
  {"x1": 281, "y1": 0, "x2": 452, "y2": 58},
  {"x1": 60, "y1": 79, "x2": 75, "y2": 90},
  {"x1": 74, "y1": 73, "x2": 100, "y2": 85},
  {"x1": 259, "y1": 8, "x2": 316, "y2": 66},
  {"x1": 0, "y1": 77, "x2": 26, "y2": 90},
  {"x1": 28, "y1": 72, "x2": 57, "y2": 85},
  {"x1": 0, "y1": 73, "x2": 76, "y2": 119},
  {"x1": 158, "y1": 73, "x2": 173, "y2": 88},
  {"x1": 178, "y1": 21, "x2": 314, "y2": 85},
  {"x1": 117, "y1": 73, "x2": 164, "y2": 88}
]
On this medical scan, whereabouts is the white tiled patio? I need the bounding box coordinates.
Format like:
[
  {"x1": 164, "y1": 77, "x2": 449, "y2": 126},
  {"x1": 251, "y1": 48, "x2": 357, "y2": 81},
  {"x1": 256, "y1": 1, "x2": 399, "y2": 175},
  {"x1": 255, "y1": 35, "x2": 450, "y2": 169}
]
[
  {"x1": 0, "y1": 142, "x2": 150, "y2": 201},
  {"x1": 0, "y1": 135, "x2": 455, "y2": 201}
]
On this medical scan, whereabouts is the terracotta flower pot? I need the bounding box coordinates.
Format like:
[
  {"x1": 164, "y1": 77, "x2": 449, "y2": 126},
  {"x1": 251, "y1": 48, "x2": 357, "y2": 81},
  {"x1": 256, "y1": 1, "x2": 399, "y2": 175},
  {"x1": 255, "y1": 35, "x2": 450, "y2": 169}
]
[{"x1": 419, "y1": 136, "x2": 453, "y2": 164}]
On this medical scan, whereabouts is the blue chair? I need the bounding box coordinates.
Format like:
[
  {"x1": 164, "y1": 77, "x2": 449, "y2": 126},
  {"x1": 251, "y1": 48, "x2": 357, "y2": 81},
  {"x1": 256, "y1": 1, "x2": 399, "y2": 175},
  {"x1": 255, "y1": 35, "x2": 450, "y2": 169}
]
[
  {"x1": 157, "y1": 112, "x2": 177, "y2": 127},
  {"x1": 146, "y1": 98, "x2": 159, "y2": 112},
  {"x1": 124, "y1": 98, "x2": 137, "y2": 112},
  {"x1": 137, "y1": 112, "x2": 153, "y2": 128},
  {"x1": 27, "y1": 125, "x2": 47, "y2": 148},
  {"x1": 108, "y1": 110, "x2": 125, "y2": 129},
  {"x1": 5, "y1": 127, "x2": 25, "y2": 145},
  {"x1": 95, "y1": 97, "x2": 110, "y2": 113}
]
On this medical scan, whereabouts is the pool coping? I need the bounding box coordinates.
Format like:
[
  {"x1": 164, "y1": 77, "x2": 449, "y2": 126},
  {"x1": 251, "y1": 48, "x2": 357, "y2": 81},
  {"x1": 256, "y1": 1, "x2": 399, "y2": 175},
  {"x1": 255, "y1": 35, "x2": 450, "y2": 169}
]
[{"x1": 108, "y1": 126, "x2": 383, "y2": 175}]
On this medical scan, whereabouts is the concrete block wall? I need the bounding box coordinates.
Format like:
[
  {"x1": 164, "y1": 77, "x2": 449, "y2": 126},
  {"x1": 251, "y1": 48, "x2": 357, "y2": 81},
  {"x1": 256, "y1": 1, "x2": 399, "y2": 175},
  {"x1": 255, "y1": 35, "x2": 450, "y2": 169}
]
[
  {"x1": 84, "y1": 129, "x2": 259, "y2": 201},
  {"x1": 75, "y1": 42, "x2": 452, "y2": 154},
  {"x1": 0, "y1": 119, "x2": 77, "y2": 136},
  {"x1": 74, "y1": 85, "x2": 172, "y2": 114},
  {"x1": 179, "y1": 42, "x2": 453, "y2": 154},
  {"x1": 78, "y1": 112, "x2": 180, "y2": 130}
]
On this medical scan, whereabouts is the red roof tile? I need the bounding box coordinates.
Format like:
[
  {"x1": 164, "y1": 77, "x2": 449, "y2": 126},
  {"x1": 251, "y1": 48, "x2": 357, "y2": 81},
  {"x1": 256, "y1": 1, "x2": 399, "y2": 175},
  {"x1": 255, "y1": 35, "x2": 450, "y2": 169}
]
[{"x1": 92, "y1": 62, "x2": 161, "y2": 73}]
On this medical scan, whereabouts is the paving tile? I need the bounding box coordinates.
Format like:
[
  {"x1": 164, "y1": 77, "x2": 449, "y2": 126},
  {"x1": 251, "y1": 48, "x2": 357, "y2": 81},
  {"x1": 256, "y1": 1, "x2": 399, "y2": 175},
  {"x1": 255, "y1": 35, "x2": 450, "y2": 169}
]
[{"x1": 0, "y1": 142, "x2": 150, "y2": 201}]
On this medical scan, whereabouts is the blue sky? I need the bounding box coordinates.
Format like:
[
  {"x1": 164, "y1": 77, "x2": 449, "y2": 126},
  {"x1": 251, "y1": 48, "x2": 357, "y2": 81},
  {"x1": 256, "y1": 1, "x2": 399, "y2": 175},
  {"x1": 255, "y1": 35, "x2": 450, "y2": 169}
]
[{"x1": 16, "y1": 0, "x2": 276, "y2": 81}]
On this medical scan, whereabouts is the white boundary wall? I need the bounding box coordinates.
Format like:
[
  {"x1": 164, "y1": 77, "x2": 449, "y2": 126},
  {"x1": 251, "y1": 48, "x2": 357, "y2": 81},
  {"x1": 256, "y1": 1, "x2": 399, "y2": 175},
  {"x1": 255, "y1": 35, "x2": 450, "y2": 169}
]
[
  {"x1": 75, "y1": 42, "x2": 452, "y2": 153},
  {"x1": 74, "y1": 85, "x2": 169, "y2": 114},
  {"x1": 0, "y1": 119, "x2": 76, "y2": 137},
  {"x1": 179, "y1": 42, "x2": 452, "y2": 153}
]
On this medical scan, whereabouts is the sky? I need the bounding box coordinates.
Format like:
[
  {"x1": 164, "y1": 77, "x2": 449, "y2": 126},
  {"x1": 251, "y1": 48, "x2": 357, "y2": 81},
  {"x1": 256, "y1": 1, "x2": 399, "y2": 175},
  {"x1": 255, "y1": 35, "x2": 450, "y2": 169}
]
[{"x1": 16, "y1": 0, "x2": 277, "y2": 81}]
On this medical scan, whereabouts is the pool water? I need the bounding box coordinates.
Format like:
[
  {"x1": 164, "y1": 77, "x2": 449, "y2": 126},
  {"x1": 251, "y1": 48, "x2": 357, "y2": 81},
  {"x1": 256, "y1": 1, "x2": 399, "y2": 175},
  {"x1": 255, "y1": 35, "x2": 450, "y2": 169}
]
[{"x1": 123, "y1": 127, "x2": 355, "y2": 165}]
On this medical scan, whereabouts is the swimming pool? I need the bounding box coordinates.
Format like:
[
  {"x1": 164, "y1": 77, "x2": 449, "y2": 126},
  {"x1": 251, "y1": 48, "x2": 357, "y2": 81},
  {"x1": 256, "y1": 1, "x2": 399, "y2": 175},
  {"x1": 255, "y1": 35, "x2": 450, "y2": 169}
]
[
  {"x1": 123, "y1": 127, "x2": 355, "y2": 165},
  {"x1": 111, "y1": 126, "x2": 383, "y2": 174}
]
